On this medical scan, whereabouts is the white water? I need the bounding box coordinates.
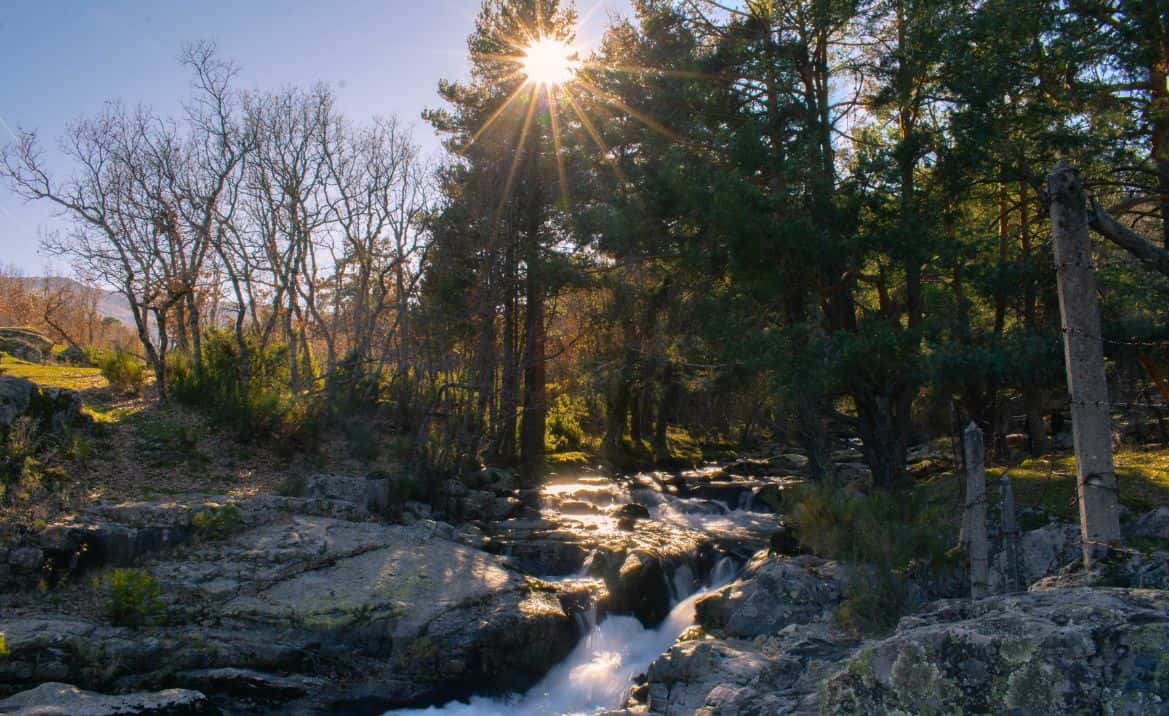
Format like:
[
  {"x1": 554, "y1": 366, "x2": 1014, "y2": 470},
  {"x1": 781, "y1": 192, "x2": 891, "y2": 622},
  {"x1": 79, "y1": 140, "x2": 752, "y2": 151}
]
[{"x1": 387, "y1": 558, "x2": 738, "y2": 716}]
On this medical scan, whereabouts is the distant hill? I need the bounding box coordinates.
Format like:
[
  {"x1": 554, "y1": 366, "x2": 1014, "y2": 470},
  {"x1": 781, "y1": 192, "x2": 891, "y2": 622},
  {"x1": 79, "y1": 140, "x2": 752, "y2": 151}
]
[{"x1": 10, "y1": 276, "x2": 135, "y2": 327}]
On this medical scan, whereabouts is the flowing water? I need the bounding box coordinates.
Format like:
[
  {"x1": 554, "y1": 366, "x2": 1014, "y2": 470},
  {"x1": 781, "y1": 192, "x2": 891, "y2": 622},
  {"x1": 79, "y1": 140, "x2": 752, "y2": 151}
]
[
  {"x1": 387, "y1": 557, "x2": 739, "y2": 716},
  {"x1": 386, "y1": 468, "x2": 785, "y2": 716}
]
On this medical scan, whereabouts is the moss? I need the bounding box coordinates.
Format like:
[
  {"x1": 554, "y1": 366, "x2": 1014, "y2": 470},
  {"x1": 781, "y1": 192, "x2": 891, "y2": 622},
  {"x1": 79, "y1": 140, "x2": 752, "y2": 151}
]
[
  {"x1": 1002, "y1": 660, "x2": 1062, "y2": 714},
  {"x1": 889, "y1": 642, "x2": 962, "y2": 715}
]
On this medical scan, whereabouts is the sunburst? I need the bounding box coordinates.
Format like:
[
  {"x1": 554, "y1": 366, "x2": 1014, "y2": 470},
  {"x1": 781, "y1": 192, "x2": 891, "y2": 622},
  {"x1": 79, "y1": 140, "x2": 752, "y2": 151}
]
[
  {"x1": 521, "y1": 38, "x2": 578, "y2": 87},
  {"x1": 465, "y1": 24, "x2": 702, "y2": 233}
]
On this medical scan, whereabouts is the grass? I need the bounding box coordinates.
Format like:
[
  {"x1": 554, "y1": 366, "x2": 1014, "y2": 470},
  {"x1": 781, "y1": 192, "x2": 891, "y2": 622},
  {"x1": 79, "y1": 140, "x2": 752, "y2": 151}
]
[
  {"x1": 918, "y1": 445, "x2": 1169, "y2": 525},
  {"x1": 1, "y1": 353, "x2": 107, "y2": 391},
  {"x1": 547, "y1": 450, "x2": 591, "y2": 466}
]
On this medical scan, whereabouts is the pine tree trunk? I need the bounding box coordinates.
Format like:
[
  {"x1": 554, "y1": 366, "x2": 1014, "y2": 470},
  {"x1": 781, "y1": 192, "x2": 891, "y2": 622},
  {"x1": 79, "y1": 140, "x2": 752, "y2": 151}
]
[{"x1": 519, "y1": 246, "x2": 546, "y2": 484}]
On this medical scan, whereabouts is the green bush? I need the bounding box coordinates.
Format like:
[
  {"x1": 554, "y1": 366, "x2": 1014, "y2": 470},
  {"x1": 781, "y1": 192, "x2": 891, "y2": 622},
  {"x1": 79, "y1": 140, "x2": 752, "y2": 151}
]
[
  {"x1": 787, "y1": 480, "x2": 957, "y2": 634},
  {"x1": 169, "y1": 329, "x2": 320, "y2": 444},
  {"x1": 101, "y1": 569, "x2": 164, "y2": 626},
  {"x1": 545, "y1": 393, "x2": 587, "y2": 452},
  {"x1": 190, "y1": 504, "x2": 244, "y2": 539},
  {"x1": 97, "y1": 348, "x2": 146, "y2": 395},
  {"x1": 0, "y1": 632, "x2": 8, "y2": 658}
]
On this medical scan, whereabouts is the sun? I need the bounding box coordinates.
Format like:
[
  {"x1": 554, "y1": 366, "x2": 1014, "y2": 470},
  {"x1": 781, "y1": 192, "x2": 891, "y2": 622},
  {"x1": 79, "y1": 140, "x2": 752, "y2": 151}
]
[{"x1": 521, "y1": 38, "x2": 577, "y2": 87}]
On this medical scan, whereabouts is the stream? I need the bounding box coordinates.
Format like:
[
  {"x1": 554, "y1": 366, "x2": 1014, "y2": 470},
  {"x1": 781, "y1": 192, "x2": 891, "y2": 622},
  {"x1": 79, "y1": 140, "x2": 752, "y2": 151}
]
[{"x1": 388, "y1": 465, "x2": 790, "y2": 715}]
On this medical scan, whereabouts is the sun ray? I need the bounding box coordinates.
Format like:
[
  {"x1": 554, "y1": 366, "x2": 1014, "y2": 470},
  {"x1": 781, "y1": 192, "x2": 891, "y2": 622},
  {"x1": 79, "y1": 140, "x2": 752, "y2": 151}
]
[
  {"x1": 562, "y1": 88, "x2": 628, "y2": 187},
  {"x1": 492, "y1": 86, "x2": 540, "y2": 237},
  {"x1": 579, "y1": 60, "x2": 727, "y2": 83},
  {"x1": 546, "y1": 85, "x2": 571, "y2": 211},
  {"x1": 463, "y1": 81, "x2": 530, "y2": 153},
  {"x1": 573, "y1": 76, "x2": 684, "y2": 144}
]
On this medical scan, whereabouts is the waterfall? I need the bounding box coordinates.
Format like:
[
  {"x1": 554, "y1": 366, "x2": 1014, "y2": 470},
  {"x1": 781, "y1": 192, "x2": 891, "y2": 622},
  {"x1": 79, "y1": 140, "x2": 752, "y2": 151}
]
[{"x1": 386, "y1": 558, "x2": 737, "y2": 716}]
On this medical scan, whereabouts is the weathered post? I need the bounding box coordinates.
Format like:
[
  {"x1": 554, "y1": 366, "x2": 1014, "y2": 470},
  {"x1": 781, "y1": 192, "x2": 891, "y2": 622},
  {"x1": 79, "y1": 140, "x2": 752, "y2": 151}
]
[
  {"x1": 1048, "y1": 162, "x2": 1122, "y2": 568},
  {"x1": 1000, "y1": 472, "x2": 1023, "y2": 592},
  {"x1": 964, "y1": 422, "x2": 989, "y2": 599}
]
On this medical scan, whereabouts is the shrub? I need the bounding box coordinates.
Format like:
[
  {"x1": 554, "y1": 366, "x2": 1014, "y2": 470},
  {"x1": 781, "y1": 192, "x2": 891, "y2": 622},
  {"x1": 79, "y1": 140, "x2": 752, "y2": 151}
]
[
  {"x1": 97, "y1": 348, "x2": 146, "y2": 395},
  {"x1": 277, "y1": 473, "x2": 308, "y2": 497},
  {"x1": 170, "y1": 329, "x2": 320, "y2": 444},
  {"x1": 787, "y1": 480, "x2": 957, "y2": 634},
  {"x1": 190, "y1": 504, "x2": 244, "y2": 539},
  {"x1": 0, "y1": 632, "x2": 8, "y2": 658},
  {"x1": 101, "y1": 569, "x2": 164, "y2": 626},
  {"x1": 545, "y1": 393, "x2": 587, "y2": 452}
]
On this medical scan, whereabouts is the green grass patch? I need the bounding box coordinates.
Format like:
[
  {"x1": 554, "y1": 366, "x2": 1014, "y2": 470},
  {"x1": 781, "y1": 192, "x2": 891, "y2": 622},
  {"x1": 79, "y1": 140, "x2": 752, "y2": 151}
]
[
  {"x1": 918, "y1": 447, "x2": 1169, "y2": 524},
  {"x1": 0, "y1": 353, "x2": 106, "y2": 391}
]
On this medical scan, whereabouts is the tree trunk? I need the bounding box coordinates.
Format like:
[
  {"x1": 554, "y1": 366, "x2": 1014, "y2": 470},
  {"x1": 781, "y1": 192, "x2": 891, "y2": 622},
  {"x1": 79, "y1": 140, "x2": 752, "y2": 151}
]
[
  {"x1": 1048, "y1": 162, "x2": 1122, "y2": 568},
  {"x1": 653, "y1": 365, "x2": 678, "y2": 460},
  {"x1": 496, "y1": 258, "x2": 519, "y2": 462},
  {"x1": 519, "y1": 248, "x2": 546, "y2": 485},
  {"x1": 855, "y1": 389, "x2": 911, "y2": 487}
]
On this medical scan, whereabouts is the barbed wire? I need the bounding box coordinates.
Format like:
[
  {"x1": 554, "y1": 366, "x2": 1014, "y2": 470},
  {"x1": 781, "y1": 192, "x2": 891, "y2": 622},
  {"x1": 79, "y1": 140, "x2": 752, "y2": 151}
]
[{"x1": 1060, "y1": 325, "x2": 1169, "y2": 349}]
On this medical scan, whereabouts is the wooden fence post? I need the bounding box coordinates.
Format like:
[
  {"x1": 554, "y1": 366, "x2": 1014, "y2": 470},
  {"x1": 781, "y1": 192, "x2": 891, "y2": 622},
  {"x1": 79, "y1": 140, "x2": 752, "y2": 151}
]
[
  {"x1": 964, "y1": 421, "x2": 989, "y2": 599},
  {"x1": 1000, "y1": 472, "x2": 1023, "y2": 592},
  {"x1": 1048, "y1": 162, "x2": 1122, "y2": 568}
]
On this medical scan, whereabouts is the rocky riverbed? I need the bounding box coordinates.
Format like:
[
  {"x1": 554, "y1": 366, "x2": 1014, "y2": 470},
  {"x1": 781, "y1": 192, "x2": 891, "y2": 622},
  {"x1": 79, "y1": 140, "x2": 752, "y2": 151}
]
[
  {"x1": 0, "y1": 458, "x2": 795, "y2": 714},
  {"x1": 3, "y1": 452, "x2": 1169, "y2": 715}
]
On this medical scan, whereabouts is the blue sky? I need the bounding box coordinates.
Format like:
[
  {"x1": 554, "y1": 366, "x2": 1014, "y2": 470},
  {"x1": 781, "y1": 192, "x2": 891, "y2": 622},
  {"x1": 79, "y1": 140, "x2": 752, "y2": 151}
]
[{"x1": 0, "y1": 0, "x2": 631, "y2": 274}]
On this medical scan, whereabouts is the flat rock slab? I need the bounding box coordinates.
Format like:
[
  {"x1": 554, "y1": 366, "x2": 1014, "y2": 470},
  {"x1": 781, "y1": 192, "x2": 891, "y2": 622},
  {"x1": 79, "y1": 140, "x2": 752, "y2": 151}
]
[
  {"x1": 1, "y1": 513, "x2": 586, "y2": 708},
  {"x1": 0, "y1": 682, "x2": 211, "y2": 715}
]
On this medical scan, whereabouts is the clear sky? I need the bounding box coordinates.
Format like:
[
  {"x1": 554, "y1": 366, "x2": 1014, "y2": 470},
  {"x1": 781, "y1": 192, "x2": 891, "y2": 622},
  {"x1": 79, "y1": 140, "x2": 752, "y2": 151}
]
[{"x1": 0, "y1": 0, "x2": 631, "y2": 274}]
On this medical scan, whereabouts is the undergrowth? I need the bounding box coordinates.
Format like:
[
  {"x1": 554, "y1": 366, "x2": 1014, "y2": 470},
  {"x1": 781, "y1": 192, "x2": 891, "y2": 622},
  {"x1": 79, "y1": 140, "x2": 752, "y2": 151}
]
[{"x1": 787, "y1": 480, "x2": 959, "y2": 634}]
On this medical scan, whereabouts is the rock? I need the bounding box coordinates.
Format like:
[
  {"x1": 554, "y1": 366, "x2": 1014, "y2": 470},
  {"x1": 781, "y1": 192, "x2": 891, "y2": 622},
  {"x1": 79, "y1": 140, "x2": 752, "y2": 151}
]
[
  {"x1": 695, "y1": 554, "x2": 845, "y2": 638},
  {"x1": 643, "y1": 621, "x2": 855, "y2": 715},
  {"x1": 724, "y1": 458, "x2": 783, "y2": 477},
  {"x1": 777, "y1": 452, "x2": 810, "y2": 471},
  {"x1": 906, "y1": 442, "x2": 945, "y2": 464},
  {"x1": 615, "y1": 503, "x2": 652, "y2": 520},
  {"x1": 306, "y1": 473, "x2": 369, "y2": 506},
  {"x1": 0, "y1": 682, "x2": 211, "y2": 715},
  {"x1": 835, "y1": 461, "x2": 872, "y2": 482},
  {"x1": 0, "y1": 377, "x2": 82, "y2": 434},
  {"x1": 831, "y1": 447, "x2": 864, "y2": 462},
  {"x1": 767, "y1": 525, "x2": 801, "y2": 556},
  {"x1": 175, "y1": 668, "x2": 327, "y2": 709},
  {"x1": 0, "y1": 327, "x2": 54, "y2": 355},
  {"x1": 0, "y1": 376, "x2": 35, "y2": 430},
  {"x1": 1, "y1": 514, "x2": 589, "y2": 708},
  {"x1": 1132, "y1": 507, "x2": 1169, "y2": 541},
  {"x1": 605, "y1": 549, "x2": 670, "y2": 626},
  {"x1": 615, "y1": 503, "x2": 651, "y2": 531},
  {"x1": 822, "y1": 587, "x2": 1169, "y2": 715},
  {"x1": 0, "y1": 336, "x2": 46, "y2": 364},
  {"x1": 988, "y1": 522, "x2": 1080, "y2": 593},
  {"x1": 7, "y1": 547, "x2": 44, "y2": 574},
  {"x1": 754, "y1": 483, "x2": 785, "y2": 512}
]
